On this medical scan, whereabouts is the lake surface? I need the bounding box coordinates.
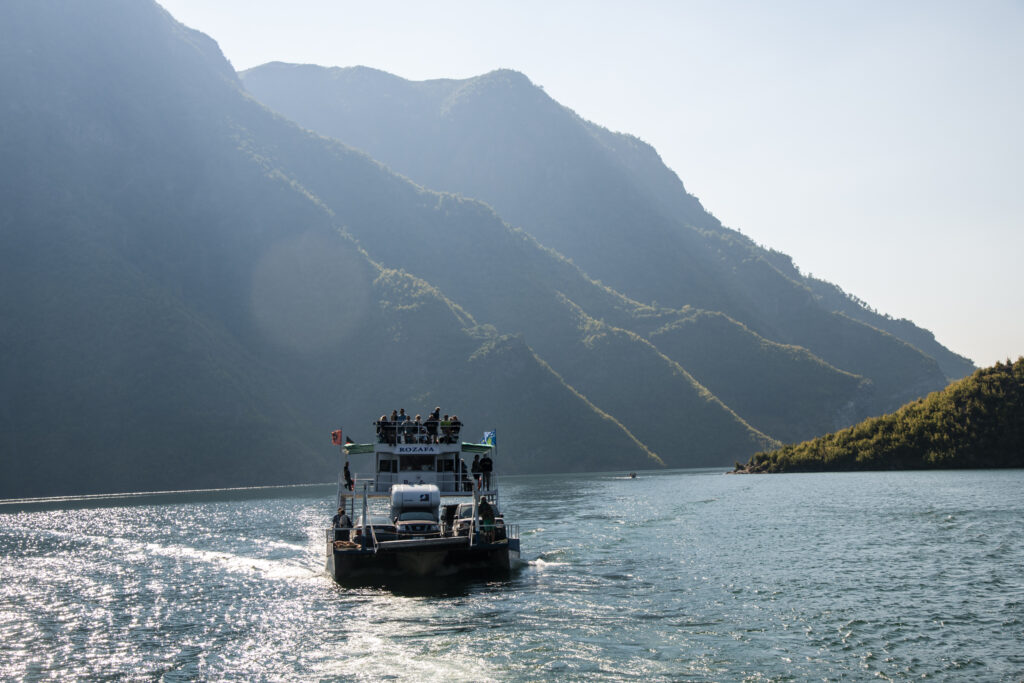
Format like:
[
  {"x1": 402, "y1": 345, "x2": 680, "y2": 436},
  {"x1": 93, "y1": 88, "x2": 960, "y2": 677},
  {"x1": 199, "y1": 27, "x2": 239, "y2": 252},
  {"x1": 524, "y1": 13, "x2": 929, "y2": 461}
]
[{"x1": 1, "y1": 469, "x2": 1022, "y2": 681}]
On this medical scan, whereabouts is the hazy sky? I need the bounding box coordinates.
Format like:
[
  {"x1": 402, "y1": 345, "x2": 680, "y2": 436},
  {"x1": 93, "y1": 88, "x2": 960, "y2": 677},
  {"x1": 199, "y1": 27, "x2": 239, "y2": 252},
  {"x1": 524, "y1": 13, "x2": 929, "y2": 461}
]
[{"x1": 159, "y1": 0, "x2": 1023, "y2": 368}]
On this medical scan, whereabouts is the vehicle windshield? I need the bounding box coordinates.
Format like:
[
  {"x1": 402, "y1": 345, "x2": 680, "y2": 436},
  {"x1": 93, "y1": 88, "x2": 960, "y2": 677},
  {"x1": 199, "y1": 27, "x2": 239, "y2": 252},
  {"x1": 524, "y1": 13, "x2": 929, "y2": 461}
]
[
  {"x1": 397, "y1": 511, "x2": 437, "y2": 522},
  {"x1": 355, "y1": 515, "x2": 393, "y2": 527}
]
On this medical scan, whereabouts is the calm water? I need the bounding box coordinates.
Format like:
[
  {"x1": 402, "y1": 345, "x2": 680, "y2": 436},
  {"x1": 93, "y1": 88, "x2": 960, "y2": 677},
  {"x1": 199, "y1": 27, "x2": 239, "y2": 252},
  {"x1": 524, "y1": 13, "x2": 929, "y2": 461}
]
[{"x1": 1, "y1": 469, "x2": 1022, "y2": 681}]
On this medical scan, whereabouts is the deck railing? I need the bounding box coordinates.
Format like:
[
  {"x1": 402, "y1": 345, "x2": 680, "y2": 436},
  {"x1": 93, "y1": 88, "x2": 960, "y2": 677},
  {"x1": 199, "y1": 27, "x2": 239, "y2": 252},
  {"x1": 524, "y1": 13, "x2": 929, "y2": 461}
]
[
  {"x1": 341, "y1": 473, "x2": 498, "y2": 496},
  {"x1": 373, "y1": 420, "x2": 462, "y2": 445},
  {"x1": 372, "y1": 472, "x2": 497, "y2": 494},
  {"x1": 328, "y1": 520, "x2": 518, "y2": 548}
]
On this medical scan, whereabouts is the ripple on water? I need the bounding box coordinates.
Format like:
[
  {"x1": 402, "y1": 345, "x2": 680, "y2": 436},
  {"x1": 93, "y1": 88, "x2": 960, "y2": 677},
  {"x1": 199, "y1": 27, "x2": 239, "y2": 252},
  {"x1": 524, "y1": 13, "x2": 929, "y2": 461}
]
[{"x1": 2, "y1": 471, "x2": 1024, "y2": 680}]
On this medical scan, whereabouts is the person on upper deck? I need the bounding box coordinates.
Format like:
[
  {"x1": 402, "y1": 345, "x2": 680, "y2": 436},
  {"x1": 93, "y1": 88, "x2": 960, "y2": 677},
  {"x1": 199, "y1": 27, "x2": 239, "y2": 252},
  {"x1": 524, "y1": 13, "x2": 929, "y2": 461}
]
[
  {"x1": 389, "y1": 410, "x2": 399, "y2": 445},
  {"x1": 344, "y1": 461, "x2": 353, "y2": 491},
  {"x1": 376, "y1": 415, "x2": 388, "y2": 443},
  {"x1": 425, "y1": 407, "x2": 440, "y2": 443},
  {"x1": 450, "y1": 415, "x2": 462, "y2": 443},
  {"x1": 480, "y1": 452, "x2": 493, "y2": 490},
  {"x1": 397, "y1": 409, "x2": 408, "y2": 441},
  {"x1": 440, "y1": 415, "x2": 452, "y2": 443},
  {"x1": 405, "y1": 414, "x2": 419, "y2": 444},
  {"x1": 471, "y1": 454, "x2": 482, "y2": 487}
]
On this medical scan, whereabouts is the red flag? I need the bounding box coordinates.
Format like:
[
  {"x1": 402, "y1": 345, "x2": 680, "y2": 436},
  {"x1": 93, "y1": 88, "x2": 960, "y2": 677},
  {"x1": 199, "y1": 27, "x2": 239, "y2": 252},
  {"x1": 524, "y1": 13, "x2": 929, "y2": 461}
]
[{"x1": 331, "y1": 429, "x2": 343, "y2": 445}]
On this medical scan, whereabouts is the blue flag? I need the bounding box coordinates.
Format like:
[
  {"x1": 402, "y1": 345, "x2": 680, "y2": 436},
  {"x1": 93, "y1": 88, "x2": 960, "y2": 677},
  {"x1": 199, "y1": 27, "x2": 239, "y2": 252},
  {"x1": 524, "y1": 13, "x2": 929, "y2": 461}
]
[{"x1": 481, "y1": 430, "x2": 496, "y2": 446}]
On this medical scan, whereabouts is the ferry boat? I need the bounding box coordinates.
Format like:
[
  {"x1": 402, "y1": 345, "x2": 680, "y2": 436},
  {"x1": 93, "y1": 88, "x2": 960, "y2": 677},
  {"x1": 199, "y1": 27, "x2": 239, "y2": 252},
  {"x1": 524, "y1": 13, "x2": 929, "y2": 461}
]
[{"x1": 326, "y1": 419, "x2": 520, "y2": 583}]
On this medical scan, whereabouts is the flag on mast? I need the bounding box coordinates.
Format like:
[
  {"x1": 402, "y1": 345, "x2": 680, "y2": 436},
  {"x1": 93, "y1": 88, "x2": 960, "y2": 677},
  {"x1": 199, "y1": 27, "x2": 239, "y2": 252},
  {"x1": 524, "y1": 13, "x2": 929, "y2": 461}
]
[{"x1": 481, "y1": 430, "x2": 496, "y2": 446}]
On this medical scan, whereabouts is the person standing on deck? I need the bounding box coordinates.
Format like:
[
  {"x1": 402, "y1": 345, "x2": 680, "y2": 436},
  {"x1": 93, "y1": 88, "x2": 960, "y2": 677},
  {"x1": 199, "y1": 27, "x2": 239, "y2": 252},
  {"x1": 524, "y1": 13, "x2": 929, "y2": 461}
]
[
  {"x1": 480, "y1": 452, "x2": 493, "y2": 490},
  {"x1": 389, "y1": 410, "x2": 399, "y2": 445},
  {"x1": 471, "y1": 454, "x2": 482, "y2": 488},
  {"x1": 426, "y1": 407, "x2": 441, "y2": 443},
  {"x1": 397, "y1": 409, "x2": 409, "y2": 442},
  {"x1": 478, "y1": 497, "x2": 495, "y2": 542},
  {"x1": 405, "y1": 414, "x2": 418, "y2": 444},
  {"x1": 333, "y1": 507, "x2": 352, "y2": 541}
]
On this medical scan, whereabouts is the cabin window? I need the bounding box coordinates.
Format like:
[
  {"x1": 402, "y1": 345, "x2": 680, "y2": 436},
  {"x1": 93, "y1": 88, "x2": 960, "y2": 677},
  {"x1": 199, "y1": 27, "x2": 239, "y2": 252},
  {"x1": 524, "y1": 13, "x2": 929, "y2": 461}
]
[
  {"x1": 399, "y1": 455, "x2": 435, "y2": 471},
  {"x1": 378, "y1": 459, "x2": 397, "y2": 473}
]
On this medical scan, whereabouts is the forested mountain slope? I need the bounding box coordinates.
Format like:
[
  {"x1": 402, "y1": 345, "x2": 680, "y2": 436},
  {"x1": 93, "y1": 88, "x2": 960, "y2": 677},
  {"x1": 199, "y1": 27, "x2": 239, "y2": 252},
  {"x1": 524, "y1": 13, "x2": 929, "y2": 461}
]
[
  {"x1": 0, "y1": 0, "x2": 656, "y2": 496},
  {"x1": 0, "y1": 1, "x2": 975, "y2": 497},
  {"x1": 242, "y1": 63, "x2": 974, "y2": 393},
  {"x1": 736, "y1": 358, "x2": 1024, "y2": 473}
]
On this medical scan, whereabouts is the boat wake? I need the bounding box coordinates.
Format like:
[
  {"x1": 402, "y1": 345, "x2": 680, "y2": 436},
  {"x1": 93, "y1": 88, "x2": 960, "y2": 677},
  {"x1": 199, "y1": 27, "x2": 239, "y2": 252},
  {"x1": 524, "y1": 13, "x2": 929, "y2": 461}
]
[
  {"x1": 528, "y1": 558, "x2": 568, "y2": 569},
  {"x1": 143, "y1": 542, "x2": 318, "y2": 581}
]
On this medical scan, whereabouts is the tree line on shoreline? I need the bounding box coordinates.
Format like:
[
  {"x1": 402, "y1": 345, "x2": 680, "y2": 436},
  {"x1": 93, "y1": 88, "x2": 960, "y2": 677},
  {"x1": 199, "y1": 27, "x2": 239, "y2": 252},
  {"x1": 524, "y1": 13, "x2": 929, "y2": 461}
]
[{"x1": 735, "y1": 358, "x2": 1024, "y2": 473}]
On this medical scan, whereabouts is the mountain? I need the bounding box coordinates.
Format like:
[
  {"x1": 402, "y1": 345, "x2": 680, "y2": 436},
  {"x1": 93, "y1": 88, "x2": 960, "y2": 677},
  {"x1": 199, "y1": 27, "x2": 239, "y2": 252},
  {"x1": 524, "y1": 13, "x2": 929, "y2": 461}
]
[
  {"x1": 735, "y1": 358, "x2": 1024, "y2": 473},
  {"x1": 0, "y1": 0, "x2": 657, "y2": 497},
  {"x1": 0, "y1": 1, "x2": 975, "y2": 498},
  {"x1": 241, "y1": 63, "x2": 975, "y2": 389},
  {"x1": 237, "y1": 130, "x2": 779, "y2": 464}
]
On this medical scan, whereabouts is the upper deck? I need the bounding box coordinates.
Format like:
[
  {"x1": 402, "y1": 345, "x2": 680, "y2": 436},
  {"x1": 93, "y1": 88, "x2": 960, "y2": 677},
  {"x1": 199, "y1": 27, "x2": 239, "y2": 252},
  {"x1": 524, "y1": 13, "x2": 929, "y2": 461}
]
[{"x1": 342, "y1": 439, "x2": 498, "y2": 497}]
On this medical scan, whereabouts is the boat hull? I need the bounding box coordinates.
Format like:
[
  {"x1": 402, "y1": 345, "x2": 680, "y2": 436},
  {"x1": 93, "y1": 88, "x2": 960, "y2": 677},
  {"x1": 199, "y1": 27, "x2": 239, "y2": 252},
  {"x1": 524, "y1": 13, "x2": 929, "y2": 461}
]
[{"x1": 327, "y1": 536, "x2": 520, "y2": 583}]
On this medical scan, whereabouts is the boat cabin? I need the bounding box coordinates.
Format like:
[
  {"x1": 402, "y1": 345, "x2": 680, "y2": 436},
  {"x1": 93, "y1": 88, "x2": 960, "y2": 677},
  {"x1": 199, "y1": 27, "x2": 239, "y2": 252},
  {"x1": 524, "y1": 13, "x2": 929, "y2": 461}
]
[{"x1": 343, "y1": 440, "x2": 495, "y2": 495}]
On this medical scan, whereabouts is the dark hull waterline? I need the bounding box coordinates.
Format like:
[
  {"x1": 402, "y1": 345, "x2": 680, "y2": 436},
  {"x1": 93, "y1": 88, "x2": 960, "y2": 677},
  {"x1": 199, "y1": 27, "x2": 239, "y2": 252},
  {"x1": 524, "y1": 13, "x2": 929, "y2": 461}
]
[{"x1": 328, "y1": 537, "x2": 521, "y2": 583}]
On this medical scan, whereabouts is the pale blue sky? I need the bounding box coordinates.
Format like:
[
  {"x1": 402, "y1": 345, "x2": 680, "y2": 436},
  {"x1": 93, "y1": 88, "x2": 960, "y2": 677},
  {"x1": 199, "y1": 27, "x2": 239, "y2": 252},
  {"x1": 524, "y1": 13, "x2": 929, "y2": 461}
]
[{"x1": 159, "y1": 0, "x2": 1023, "y2": 368}]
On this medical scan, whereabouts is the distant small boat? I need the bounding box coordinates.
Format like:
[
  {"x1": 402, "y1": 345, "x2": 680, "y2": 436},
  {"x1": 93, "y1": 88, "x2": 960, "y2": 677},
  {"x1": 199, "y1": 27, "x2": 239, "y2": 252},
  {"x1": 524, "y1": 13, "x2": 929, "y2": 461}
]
[
  {"x1": 326, "y1": 418, "x2": 519, "y2": 584},
  {"x1": 629, "y1": 472, "x2": 637, "y2": 479}
]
